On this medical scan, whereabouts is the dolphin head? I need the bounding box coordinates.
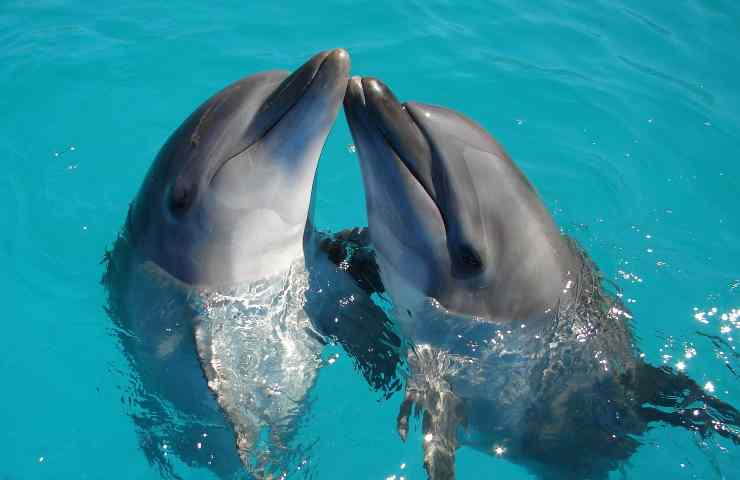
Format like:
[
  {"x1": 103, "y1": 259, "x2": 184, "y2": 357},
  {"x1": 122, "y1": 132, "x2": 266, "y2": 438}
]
[
  {"x1": 344, "y1": 77, "x2": 578, "y2": 321},
  {"x1": 128, "y1": 49, "x2": 350, "y2": 285}
]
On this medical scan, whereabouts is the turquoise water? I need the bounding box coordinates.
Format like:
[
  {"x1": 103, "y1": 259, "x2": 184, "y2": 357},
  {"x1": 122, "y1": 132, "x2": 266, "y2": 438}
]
[{"x1": 1, "y1": 1, "x2": 739, "y2": 478}]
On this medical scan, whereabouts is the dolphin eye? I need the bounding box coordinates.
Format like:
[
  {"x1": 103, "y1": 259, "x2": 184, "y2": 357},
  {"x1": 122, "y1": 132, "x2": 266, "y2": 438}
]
[
  {"x1": 461, "y1": 247, "x2": 482, "y2": 267},
  {"x1": 454, "y1": 244, "x2": 484, "y2": 276},
  {"x1": 168, "y1": 180, "x2": 196, "y2": 215}
]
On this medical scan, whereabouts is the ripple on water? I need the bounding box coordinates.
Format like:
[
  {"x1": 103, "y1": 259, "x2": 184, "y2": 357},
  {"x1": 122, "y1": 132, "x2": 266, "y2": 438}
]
[{"x1": 1, "y1": 0, "x2": 740, "y2": 478}]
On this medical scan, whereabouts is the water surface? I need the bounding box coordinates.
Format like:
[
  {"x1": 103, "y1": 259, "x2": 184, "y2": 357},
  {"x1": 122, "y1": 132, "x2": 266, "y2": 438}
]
[{"x1": 1, "y1": 1, "x2": 739, "y2": 478}]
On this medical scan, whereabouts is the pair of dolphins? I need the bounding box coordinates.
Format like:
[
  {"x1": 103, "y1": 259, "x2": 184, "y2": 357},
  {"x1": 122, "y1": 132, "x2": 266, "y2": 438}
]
[{"x1": 103, "y1": 49, "x2": 740, "y2": 479}]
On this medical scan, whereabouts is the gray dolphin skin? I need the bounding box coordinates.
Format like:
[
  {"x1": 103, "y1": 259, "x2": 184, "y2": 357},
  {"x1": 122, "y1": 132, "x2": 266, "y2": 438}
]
[
  {"x1": 103, "y1": 50, "x2": 399, "y2": 479},
  {"x1": 344, "y1": 76, "x2": 740, "y2": 479}
]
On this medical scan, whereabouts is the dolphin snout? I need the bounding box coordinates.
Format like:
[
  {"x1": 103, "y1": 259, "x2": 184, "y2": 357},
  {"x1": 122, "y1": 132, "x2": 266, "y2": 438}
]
[{"x1": 314, "y1": 48, "x2": 350, "y2": 81}]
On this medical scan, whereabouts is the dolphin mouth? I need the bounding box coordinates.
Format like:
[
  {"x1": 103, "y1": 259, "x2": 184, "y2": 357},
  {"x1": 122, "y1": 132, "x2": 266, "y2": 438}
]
[
  {"x1": 344, "y1": 76, "x2": 439, "y2": 214},
  {"x1": 344, "y1": 76, "x2": 446, "y2": 229},
  {"x1": 210, "y1": 48, "x2": 349, "y2": 183}
]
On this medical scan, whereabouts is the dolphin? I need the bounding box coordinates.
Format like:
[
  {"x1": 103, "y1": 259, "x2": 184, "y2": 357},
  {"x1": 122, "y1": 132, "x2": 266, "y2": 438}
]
[
  {"x1": 344, "y1": 76, "x2": 740, "y2": 479},
  {"x1": 102, "y1": 51, "x2": 399, "y2": 479}
]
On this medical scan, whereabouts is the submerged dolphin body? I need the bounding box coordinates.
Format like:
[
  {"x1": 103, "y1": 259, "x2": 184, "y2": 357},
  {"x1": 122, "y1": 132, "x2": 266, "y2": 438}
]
[
  {"x1": 344, "y1": 76, "x2": 740, "y2": 479},
  {"x1": 103, "y1": 52, "x2": 400, "y2": 478}
]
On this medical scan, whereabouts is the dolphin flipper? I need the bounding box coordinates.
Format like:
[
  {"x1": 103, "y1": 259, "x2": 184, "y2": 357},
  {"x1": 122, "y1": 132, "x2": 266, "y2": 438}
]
[
  {"x1": 398, "y1": 346, "x2": 467, "y2": 480},
  {"x1": 308, "y1": 227, "x2": 402, "y2": 396},
  {"x1": 397, "y1": 389, "x2": 418, "y2": 442},
  {"x1": 631, "y1": 362, "x2": 740, "y2": 443},
  {"x1": 192, "y1": 315, "x2": 262, "y2": 466},
  {"x1": 420, "y1": 387, "x2": 463, "y2": 480},
  {"x1": 317, "y1": 228, "x2": 467, "y2": 478},
  {"x1": 318, "y1": 227, "x2": 385, "y2": 294},
  {"x1": 395, "y1": 384, "x2": 462, "y2": 480}
]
